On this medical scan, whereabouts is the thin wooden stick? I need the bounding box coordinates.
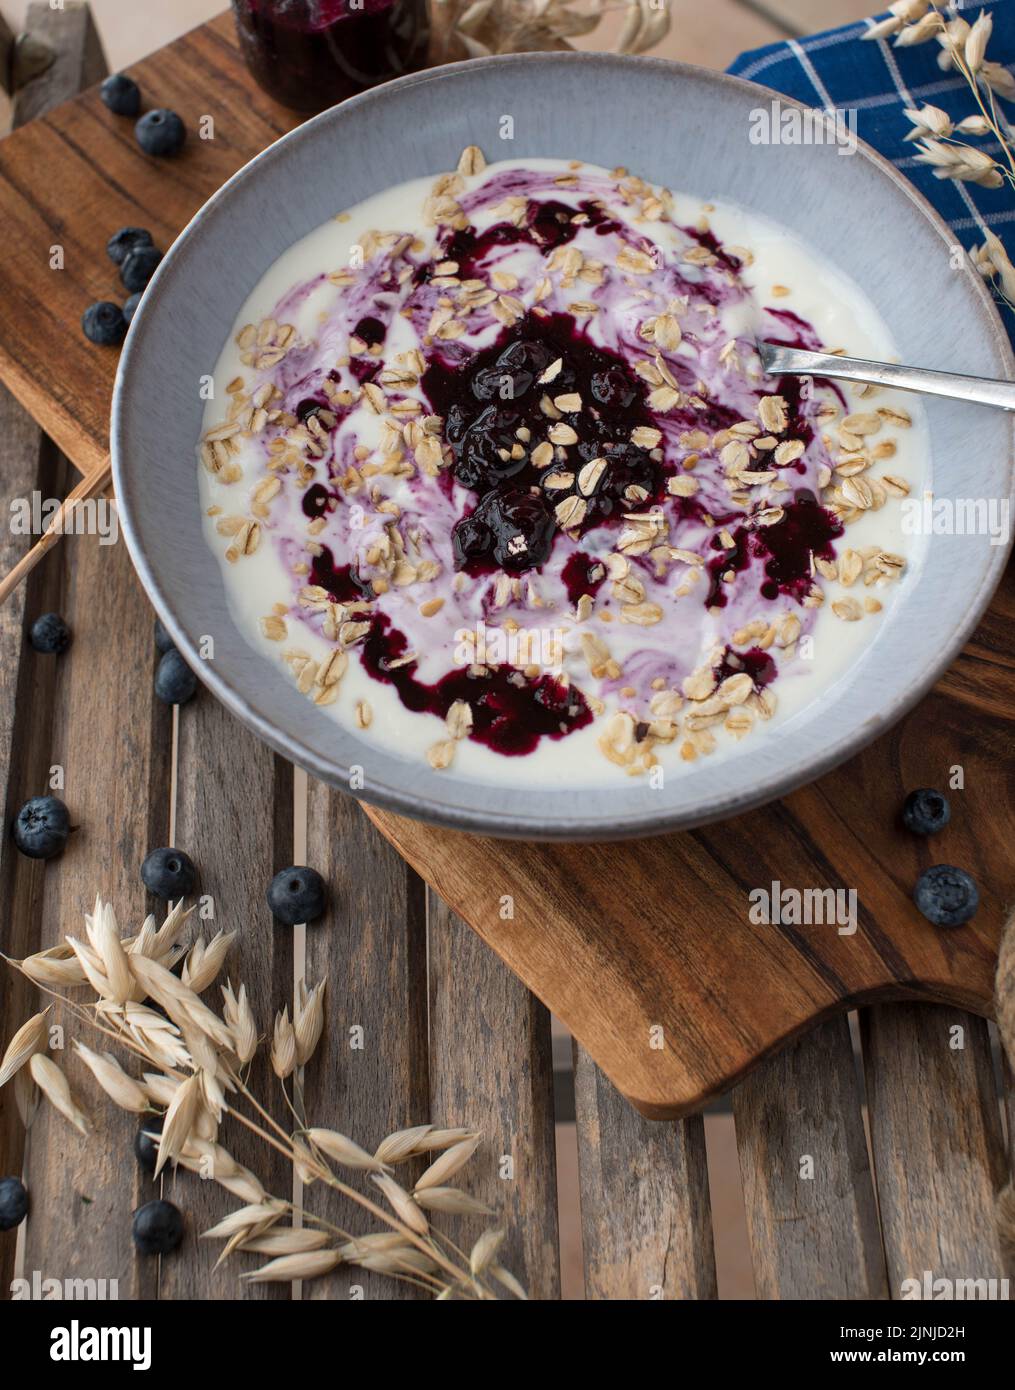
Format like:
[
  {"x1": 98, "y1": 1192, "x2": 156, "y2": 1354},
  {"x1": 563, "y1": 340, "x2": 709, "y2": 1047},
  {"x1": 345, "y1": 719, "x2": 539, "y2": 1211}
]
[{"x1": 0, "y1": 456, "x2": 111, "y2": 605}]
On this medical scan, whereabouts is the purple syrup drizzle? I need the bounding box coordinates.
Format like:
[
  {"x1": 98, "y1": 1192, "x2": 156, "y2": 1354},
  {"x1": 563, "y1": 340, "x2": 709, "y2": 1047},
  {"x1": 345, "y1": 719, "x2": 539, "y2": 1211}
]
[
  {"x1": 560, "y1": 550, "x2": 607, "y2": 605},
  {"x1": 360, "y1": 616, "x2": 592, "y2": 755},
  {"x1": 705, "y1": 495, "x2": 843, "y2": 609},
  {"x1": 309, "y1": 545, "x2": 372, "y2": 603},
  {"x1": 714, "y1": 644, "x2": 777, "y2": 689}
]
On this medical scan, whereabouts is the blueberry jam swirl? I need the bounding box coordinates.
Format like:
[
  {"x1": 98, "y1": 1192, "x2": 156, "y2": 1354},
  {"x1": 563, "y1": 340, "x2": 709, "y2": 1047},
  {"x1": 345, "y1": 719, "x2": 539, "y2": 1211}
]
[{"x1": 199, "y1": 155, "x2": 911, "y2": 776}]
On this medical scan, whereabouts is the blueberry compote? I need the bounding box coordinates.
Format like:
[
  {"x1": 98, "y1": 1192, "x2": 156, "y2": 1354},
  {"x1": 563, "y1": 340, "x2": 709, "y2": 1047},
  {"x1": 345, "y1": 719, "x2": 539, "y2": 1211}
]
[
  {"x1": 423, "y1": 311, "x2": 662, "y2": 575},
  {"x1": 362, "y1": 616, "x2": 592, "y2": 756},
  {"x1": 231, "y1": 0, "x2": 429, "y2": 113}
]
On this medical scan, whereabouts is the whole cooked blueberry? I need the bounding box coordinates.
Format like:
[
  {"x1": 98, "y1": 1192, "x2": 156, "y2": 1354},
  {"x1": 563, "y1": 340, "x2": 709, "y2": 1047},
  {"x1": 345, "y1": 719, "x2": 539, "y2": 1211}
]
[
  {"x1": 456, "y1": 406, "x2": 527, "y2": 489},
  {"x1": 29, "y1": 612, "x2": 71, "y2": 654},
  {"x1": 12, "y1": 796, "x2": 70, "y2": 860},
  {"x1": 123, "y1": 292, "x2": 143, "y2": 324},
  {"x1": 913, "y1": 864, "x2": 979, "y2": 928},
  {"x1": 267, "y1": 865, "x2": 327, "y2": 925},
  {"x1": 0, "y1": 1177, "x2": 28, "y2": 1232},
  {"x1": 132, "y1": 1199, "x2": 183, "y2": 1256},
  {"x1": 135, "y1": 108, "x2": 186, "y2": 158},
  {"x1": 141, "y1": 846, "x2": 197, "y2": 899},
  {"x1": 120, "y1": 245, "x2": 162, "y2": 293},
  {"x1": 82, "y1": 301, "x2": 127, "y2": 346},
  {"x1": 106, "y1": 226, "x2": 153, "y2": 266},
  {"x1": 453, "y1": 486, "x2": 556, "y2": 574},
  {"x1": 134, "y1": 1115, "x2": 164, "y2": 1174},
  {"x1": 902, "y1": 788, "x2": 951, "y2": 836},
  {"x1": 154, "y1": 649, "x2": 197, "y2": 705},
  {"x1": 153, "y1": 617, "x2": 175, "y2": 654},
  {"x1": 590, "y1": 366, "x2": 637, "y2": 410},
  {"x1": 100, "y1": 73, "x2": 141, "y2": 117},
  {"x1": 497, "y1": 337, "x2": 555, "y2": 379}
]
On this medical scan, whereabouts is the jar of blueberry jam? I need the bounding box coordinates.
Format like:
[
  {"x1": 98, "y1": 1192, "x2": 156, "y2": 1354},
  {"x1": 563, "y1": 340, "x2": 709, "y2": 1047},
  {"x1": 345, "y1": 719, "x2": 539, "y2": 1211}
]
[{"x1": 231, "y1": 0, "x2": 430, "y2": 113}]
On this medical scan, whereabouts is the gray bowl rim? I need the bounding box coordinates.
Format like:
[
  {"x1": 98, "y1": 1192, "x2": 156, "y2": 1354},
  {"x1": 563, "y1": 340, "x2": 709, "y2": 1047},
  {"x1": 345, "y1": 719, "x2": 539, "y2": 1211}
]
[{"x1": 112, "y1": 49, "x2": 1015, "y2": 842}]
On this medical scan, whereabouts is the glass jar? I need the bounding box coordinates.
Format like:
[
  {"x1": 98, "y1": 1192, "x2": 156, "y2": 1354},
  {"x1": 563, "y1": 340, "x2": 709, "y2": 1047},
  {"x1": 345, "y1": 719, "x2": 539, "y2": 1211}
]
[{"x1": 231, "y1": 0, "x2": 430, "y2": 113}]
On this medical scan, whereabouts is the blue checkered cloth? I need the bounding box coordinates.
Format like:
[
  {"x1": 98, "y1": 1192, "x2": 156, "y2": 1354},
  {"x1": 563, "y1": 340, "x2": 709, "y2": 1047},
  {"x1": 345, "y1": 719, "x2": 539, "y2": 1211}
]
[{"x1": 728, "y1": 0, "x2": 1015, "y2": 346}]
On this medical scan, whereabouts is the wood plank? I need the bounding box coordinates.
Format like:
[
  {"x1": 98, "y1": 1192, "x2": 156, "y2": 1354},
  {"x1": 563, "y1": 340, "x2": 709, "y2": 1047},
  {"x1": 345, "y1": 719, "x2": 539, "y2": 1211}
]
[
  {"x1": 732, "y1": 1014, "x2": 888, "y2": 1299},
  {"x1": 0, "y1": 421, "x2": 67, "y2": 1295},
  {"x1": 427, "y1": 892, "x2": 560, "y2": 1300},
  {"x1": 862, "y1": 1004, "x2": 1010, "y2": 1294},
  {"x1": 573, "y1": 1045, "x2": 716, "y2": 1299},
  {"x1": 158, "y1": 701, "x2": 293, "y2": 1300},
  {"x1": 302, "y1": 792, "x2": 429, "y2": 1299},
  {"x1": 19, "y1": 530, "x2": 173, "y2": 1298}
]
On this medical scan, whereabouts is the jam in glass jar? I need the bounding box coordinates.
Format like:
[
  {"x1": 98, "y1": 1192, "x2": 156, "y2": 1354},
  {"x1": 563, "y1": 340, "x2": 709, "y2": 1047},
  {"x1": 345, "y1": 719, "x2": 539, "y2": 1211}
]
[{"x1": 231, "y1": 0, "x2": 430, "y2": 113}]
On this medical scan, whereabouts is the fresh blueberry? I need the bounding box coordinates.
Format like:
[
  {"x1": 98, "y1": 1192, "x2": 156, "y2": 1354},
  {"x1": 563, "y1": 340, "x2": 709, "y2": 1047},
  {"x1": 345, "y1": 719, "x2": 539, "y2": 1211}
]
[
  {"x1": 913, "y1": 864, "x2": 979, "y2": 928},
  {"x1": 134, "y1": 1115, "x2": 164, "y2": 1174},
  {"x1": 141, "y1": 846, "x2": 197, "y2": 899},
  {"x1": 82, "y1": 301, "x2": 127, "y2": 347},
  {"x1": 100, "y1": 73, "x2": 141, "y2": 117},
  {"x1": 120, "y1": 245, "x2": 163, "y2": 293},
  {"x1": 132, "y1": 1199, "x2": 184, "y2": 1256},
  {"x1": 123, "y1": 292, "x2": 143, "y2": 325},
  {"x1": 154, "y1": 649, "x2": 197, "y2": 705},
  {"x1": 12, "y1": 796, "x2": 70, "y2": 860},
  {"x1": 0, "y1": 1177, "x2": 28, "y2": 1232},
  {"x1": 153, "y1": 617, "x2": 175, "y2": 654},
  {"x1": 902, "y1": 788, "x2": 951, "y2": 836},
  {"x1": 135, "y1": 109, "x2": 186, "y2": 158},
  {"x1": 106, "y1": 226, "x2": 153, "y2": 266},
  {"x1": 267, "y1": 866, "x2": 327, "y2": 925},
  {"x1": 29, "y1": 612, "x2": 71, "y2": 654}
]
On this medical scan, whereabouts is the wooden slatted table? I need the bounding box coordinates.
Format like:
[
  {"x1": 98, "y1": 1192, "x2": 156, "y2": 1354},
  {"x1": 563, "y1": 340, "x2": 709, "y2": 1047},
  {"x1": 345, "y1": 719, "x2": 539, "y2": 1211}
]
[{"x1": 0, "y1": 1, "x2": 1011, "y2": 1303}]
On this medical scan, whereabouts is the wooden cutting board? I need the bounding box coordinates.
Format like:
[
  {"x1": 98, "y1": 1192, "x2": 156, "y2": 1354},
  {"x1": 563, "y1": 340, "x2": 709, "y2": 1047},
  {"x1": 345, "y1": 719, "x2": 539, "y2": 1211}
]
[
  {"x1": 0, "y1": 7, "x2": 1010, "y2": 1118},
  {"x1": 366, "y1": 556, "x2": 1012, "y2": 1116}
]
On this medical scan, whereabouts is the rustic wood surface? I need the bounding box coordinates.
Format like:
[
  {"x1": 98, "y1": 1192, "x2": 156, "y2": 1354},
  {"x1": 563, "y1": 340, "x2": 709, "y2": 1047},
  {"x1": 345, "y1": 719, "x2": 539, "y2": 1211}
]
[
  {"x1": 731, "y1": 1015, "x2": 888, "y2": 1299},
  {"x1": 572, "y1": 1043, "x2": 716, "y2": 1298}
]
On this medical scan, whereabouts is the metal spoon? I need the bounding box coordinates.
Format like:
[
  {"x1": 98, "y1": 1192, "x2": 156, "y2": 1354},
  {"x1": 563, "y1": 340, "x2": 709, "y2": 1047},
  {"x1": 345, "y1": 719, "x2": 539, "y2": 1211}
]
[{"x1": 757, "y1": 341, "x2": 1015, "y2": 412}]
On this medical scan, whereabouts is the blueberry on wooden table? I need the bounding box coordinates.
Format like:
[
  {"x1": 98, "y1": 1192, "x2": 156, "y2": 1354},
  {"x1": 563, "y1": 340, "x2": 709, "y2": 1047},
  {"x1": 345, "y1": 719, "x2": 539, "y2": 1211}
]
[
  {"x1": 0, "y1": 1177, "x2": 28, "y2": 1231},
  {"x1": 134, "y1": 1115, "x2": 164, "y2": 1174},
  {"x1": 132, "y1": 1199, "x2": 183, "y2": 1256},
  {"x1": 153, "y1": 617, "x2": 176, "y2": 654},
  {"x1": 12, "y1": 796, "x2": 70, "y2": 860},
  {"x1": 123, "y1": 292, "x2": 143, "y2": 325},
  {"x1": 29, "y1": 612, "x2": 71, "y2": 654},
  {"x1": 913, "y1": 865, "x2": 979, "y2": 927},
  {"x1": 106, "y1": 226, "x2": 153, "y2": 266},
  {"x1": 267, "y1": 866, "x2": 327, "y2": 925},
  {"x1": 141, "y1": 847, "x2": 197, "y2": 899},
  {"x1": 154, "y1": 649, "x2": 197, "y2": 705},
  {"x1": 120, "y1": 245, "x2": 163, "y2": 293},
  {"x1": 100, "y1": 73, "x2": 141, "y2": 117},
  {"x1": 135, "y1": 109, "x2": 186, "y2": 158},
  {"x1": 82, "y1": 301, "x2": 127, "y2": 346},
  {"x1": 901, "y1": 788, "x2": 950, "y2": 836}
]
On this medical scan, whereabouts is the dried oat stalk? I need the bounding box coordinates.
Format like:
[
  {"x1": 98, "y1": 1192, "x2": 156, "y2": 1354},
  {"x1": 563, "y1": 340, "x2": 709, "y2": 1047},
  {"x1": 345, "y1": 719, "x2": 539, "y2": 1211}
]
[
  {"x1": 0, "y1": 896, "x2": 524, "y2": 1301},
  {"x1": 432, "y1": 0, "x2": 670, "y2": 59},
  {"x1": 866, "y1": 4, "x2": 1015, "y2": 308}
]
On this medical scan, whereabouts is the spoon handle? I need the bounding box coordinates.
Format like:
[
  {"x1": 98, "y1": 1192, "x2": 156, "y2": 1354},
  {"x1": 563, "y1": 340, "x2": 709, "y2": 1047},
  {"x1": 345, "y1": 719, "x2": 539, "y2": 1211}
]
[{"x1": 758, "y1": 342, "x2": 1015, "y2": 412}]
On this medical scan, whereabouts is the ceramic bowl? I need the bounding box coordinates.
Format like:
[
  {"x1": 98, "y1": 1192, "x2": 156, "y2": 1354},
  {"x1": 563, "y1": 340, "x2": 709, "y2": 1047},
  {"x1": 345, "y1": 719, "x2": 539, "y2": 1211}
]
[{"x1": 112, "y1": 52, "x2": 1014, "y2": 840}]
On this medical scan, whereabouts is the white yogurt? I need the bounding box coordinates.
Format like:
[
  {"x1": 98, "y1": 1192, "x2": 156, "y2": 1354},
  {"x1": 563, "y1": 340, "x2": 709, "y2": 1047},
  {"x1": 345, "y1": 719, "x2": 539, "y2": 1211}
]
[{"x1": 198, "y1": 157, "x2": 927, "y2": 787}]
